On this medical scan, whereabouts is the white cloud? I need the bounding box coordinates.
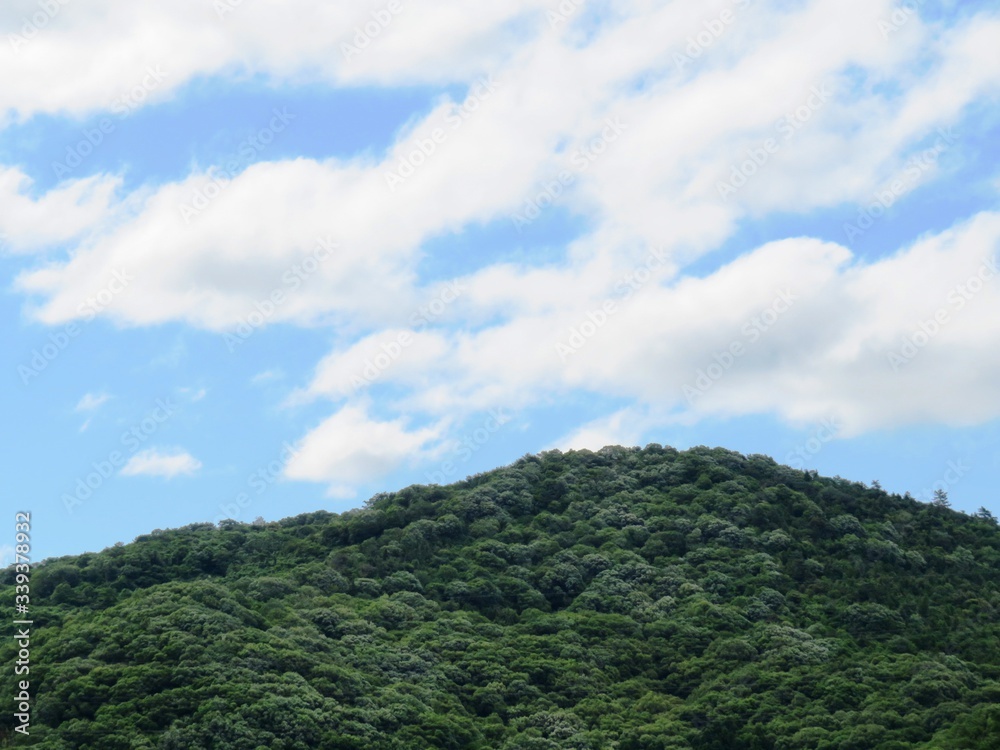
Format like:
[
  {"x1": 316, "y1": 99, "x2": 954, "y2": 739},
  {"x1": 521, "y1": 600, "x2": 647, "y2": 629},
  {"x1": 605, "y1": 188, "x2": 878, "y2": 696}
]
[
  {"x1": 299, "y1": 328, "x2": 452, "y2": 402},
  {"x1": 179, "y1": 387, "x2": 207, "y2": 402},
  {"x1": 5, "y1": 0, "x2": 1000, "y2": 497},
  {"x1": 251, "y1": 369, "x2": 284, "y2": 385},
  {"x1": 75, "y1": 392, "x2": 111, "y2": 411},
  {"x1": 0, "y1": 544, "x2": 14, "y2": 568},
  {"x1": 299, "y1": 212, "x2": 1000, "y2": 441},
  {"x1": 12, "y1": 3, "x2": 1000, "y2": 333},
  {"x1": 0, "y1": 169, "x2": 120, "y2": 253},
  {"x1": 0, "y1": 0, "x2": 553, "y2": 123},
  {"x1": 552, "y1": 407, "x2": 652, "y2": 452},
  {"x1": 283, "y1": 403, "x2": 445, "y2": 495},
  {"x1": 120, "y1": 448, "x2": 202, "y2": 479}
]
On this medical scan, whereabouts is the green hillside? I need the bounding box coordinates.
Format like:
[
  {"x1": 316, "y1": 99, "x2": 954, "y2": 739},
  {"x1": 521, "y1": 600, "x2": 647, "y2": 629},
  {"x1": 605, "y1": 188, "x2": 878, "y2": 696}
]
[{"x1": 3, "y1": 445, "x2": 999, "y2": 749}]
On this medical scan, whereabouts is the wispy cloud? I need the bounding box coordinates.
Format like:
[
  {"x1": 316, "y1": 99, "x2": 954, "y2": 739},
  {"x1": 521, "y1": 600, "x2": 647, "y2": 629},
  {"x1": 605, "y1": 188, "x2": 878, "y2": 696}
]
[
  {"x1": 75, "y1": 392, "x2": 111, "y2": 412},
  {"x1": 120, "y1": 448, "x2": 202, "y2": 479},
  {"x1": 252, "y1": 369, "x2": 284, "y2": 385}
]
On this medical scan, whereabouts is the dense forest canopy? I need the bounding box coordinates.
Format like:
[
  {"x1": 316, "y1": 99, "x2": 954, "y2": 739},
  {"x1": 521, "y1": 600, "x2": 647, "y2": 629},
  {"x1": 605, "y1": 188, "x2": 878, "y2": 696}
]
[{"x1": 2, "y1": 444, "x2": 999, "y2": 749}]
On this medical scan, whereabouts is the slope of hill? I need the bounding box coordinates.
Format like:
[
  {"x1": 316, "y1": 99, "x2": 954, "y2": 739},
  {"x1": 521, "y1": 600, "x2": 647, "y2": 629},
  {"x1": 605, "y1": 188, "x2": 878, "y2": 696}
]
[{"x1": 3, "y1": 445, "x2": 999, "y2": 749}]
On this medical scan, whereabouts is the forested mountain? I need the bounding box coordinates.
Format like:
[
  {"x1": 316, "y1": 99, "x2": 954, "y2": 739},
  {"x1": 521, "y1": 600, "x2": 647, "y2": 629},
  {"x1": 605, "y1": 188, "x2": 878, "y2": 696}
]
[{"x1": 3, "y1": 445, "x2": 999, "y2": 749}]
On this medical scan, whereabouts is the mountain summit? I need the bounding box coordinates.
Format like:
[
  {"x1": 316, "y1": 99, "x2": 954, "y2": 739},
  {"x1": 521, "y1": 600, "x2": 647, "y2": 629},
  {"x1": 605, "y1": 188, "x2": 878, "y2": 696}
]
[{"x1": 3, "y1": 444, "x2": 999, "y2": 748}]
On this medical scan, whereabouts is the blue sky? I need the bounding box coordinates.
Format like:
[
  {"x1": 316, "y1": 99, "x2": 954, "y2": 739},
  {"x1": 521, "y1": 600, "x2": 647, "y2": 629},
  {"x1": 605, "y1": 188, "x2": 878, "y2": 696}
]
[{"x1": 3, "y1": 0, "x2": 1000, "y2": 563}]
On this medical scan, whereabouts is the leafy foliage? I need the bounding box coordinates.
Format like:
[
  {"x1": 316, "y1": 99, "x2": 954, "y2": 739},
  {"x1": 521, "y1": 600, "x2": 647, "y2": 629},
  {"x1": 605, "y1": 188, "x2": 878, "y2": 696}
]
[{"x1": 2, "y1": 445, "x2": 999, "y2": 748}]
